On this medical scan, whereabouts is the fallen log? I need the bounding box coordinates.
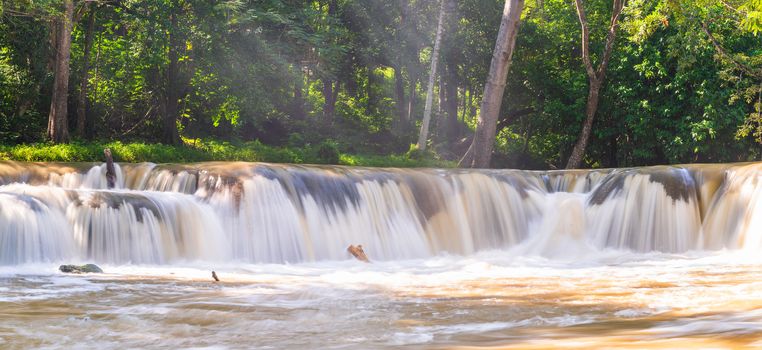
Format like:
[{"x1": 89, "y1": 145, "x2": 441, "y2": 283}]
[{"x1": 347, "y1": 244, "x2": 370, "y2": 263}]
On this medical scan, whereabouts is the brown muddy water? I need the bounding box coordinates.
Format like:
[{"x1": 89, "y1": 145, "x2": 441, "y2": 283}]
[
  {"x1": 3, "y1": 252, "x2": 762, "y2": 349},
  {"x1": 1, "y1": 161, "x2": 762, "y2": 348}
]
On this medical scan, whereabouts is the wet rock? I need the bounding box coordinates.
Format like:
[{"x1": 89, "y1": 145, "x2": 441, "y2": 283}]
[
  {"x1": 347, "y1": 244, "x2": 370, "y2": 263},
  {"x1": 59, "y1": 264, "x2": 103, "y2": 274}
]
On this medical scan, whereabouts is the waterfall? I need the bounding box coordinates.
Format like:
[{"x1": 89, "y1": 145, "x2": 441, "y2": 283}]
[{"x1": 0, "y1": 161, "x2": 760, "y2": 264}]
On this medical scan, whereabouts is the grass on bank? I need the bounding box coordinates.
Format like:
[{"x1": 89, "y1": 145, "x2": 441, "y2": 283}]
[{"x1": 0, "y1": 139, "x2": 456, "y2": 168}]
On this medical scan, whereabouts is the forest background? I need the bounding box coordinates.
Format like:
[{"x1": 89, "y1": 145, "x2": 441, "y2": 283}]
[{"x1": 0, "y1": 0, "x2": 760, "y2": 169}]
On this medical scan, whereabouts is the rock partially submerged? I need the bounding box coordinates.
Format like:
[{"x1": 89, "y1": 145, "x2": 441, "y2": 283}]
[
  {"x1": 59, "y1": 264, "x2": 103, "y2": 274},
  {"x1": 347, "y1": 244, "x2": 370, "y2": 263}
]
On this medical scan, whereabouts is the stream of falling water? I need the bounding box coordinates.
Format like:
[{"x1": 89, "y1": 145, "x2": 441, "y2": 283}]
[{"x1": 1, "y1": 161, "x2": 762, "y2": 348}]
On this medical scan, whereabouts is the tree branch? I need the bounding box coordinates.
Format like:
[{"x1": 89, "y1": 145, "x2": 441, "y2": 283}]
[
  {"x1": 719, "y1": 0, "x2": 742, "y2": 14},
  {"x1": 702, "y1": 21, "x2": 762, "y2": 79},
  {"x1": 596, "y1": 0, "x2": 624, "y2": 80},
  {"x1": 3, "y1": 8, "x2": 41, "y2": 18},
  {"x1": 496, "y1": 107, "x2": 535, "y2": 131},
  {"x1": 573, "y1": 0, "x2": 595, "y2": 80}
]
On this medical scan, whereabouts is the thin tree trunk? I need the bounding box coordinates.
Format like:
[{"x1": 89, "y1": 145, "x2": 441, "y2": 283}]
[
  {"x1": 400, "y1": 0, "x2": 419, "y2": 129},
  {"x1": 323, "y1": 79, "x2": 335, "y2": 122},
  {"x1": 394, "y1": 66, "x2": 406, "y2": 129},
  {"x1": 293, "y1": 75, "x2": 304, "y2": 120},
  {"x1": 366, "y1": 65, "x2": 375, "y2": 115},
  {"x1": 163, "y1": 12, "x2": 181, "y2": 145},
  {"x1": 442, "y1": 0, "x2": 459, "y2": 142},
  {"x1": 459, "y1": 86, "x2": 466, "y2": 122},
  {"x1": 460, "y1": 0, "x2": 524, "y2": 168},
  {"x1": 47, "y1": 0, "x2": 74, "y2": 144},
  {"x1": 407, "y1": 72, "x2": 417, "y2": 125},
  {"x1": 77, "y1": 4, "x2": 96, "y2": 138},
  {"x1": 417, "y1": 0, "x2": 447, "y2": 150},
  {"x1": 445, "y1": 62, "x2": 459, "y2": 141},
  {"x1": 93, "y1": 30, "x2": 101, "y2": 115},
  {"x1": 436, "y1": 75, "x2": 445, "y2": 137},
  {"x1": 565, "y1": 0, "x2": 624, "y2": 169},
  {"x1": 464, "y1": 87, "x2": 476, "y2": 121},
  {"x1": 322, "y1": 0, "x2": 339, "y2": 124}
]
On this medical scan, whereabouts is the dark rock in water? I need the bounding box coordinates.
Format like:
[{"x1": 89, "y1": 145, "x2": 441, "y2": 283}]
[
  {"x1": 648, "y1": 170, "x2": 694, "y2": 202},
  {"x1": 59, "y1": 264, "x2": 103, "y2": 274},
  {"x1": 588, "y1": 171, "x2": 627, "y2": 205}
]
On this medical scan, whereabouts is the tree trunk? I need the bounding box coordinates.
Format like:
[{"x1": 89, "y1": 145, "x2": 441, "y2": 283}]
[
  {"x1": 461, "y1": 0, "x2": 524, "y2": 168},
  {"x1": 47, "y1": 0, "x2": 74, "y2": 144},
  {"x1": 394, "y1": 66, "x2": 407, "y2": 129},
  {"x1": 47, "y1": 17, "x2": 58, "y2": 72},
  {"x1": 163, "y1": 12, "x2": 181, "y2": 145},
  {"x1": 566, "y1": 79, "x2": 601, "y2": 168},
  {"x1": 366, "y1": 65, "x2": 376, "y2": 115},
  {"x1": 322, "y1": 80, "x2": 339, "y2": 122},
  {"x1": 442, "y1": 0, "x2": 459, "y2": 142},
  {"x1": 436, "y1": 75, "x2": 445, "y2": 137},
  {"x1": 416, "y1": 0, "x2": 447, "y2": 150},
  {"x1": 323, "y1": 79, "x2": 334, "y2": 122},
  {"x1": 293, "y1": 76, "x2": 304, "y2": 120},
  {"x1": 444, "y1": 61, "x2": 459, "y2": 141},
  {"x1": 468, "y1": 87, "x2": 476, "y2": 120},
  {"x1": 407, "y1": 71, "x2": 417, "y2": 126},
  {"x1": 565, "y1": 0, "x2": 624, "y2": 169},
  {"x1": 400, "y1": 0, "x2": 419, "y2": 130},
  {"x1": 77, "y1": 4, "x2": 96, "y2": 138}
]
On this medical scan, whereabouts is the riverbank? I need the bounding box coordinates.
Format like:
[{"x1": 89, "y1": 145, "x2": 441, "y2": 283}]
[{"x1": 0, "y1": 140, "x2": 456, "y2": 168}]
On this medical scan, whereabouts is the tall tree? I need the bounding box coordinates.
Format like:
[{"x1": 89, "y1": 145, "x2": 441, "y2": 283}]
[
  {"x1": 460, "y1": 0, "x2": 524, "y2": 168},
  {"x1": 321, "y1": 0, "x2": 341, "y2": 123},
  {"x1": 76, "y1": 3, "x2": 95, "y2": 138},
  {"x1": 565, "y1": 0, "x2": 624, "y2": 169},
  {"x1": 442, "y1": 0, "x2": 460, "y2": 143},
  {"x1": 416, "y1": 0, "x2": 447, "y2": 150},
  {"x1": 399, "y1": 0, "x2": 422, "y2": 129},
  {"x1": 47, "y1": 0, "x2": 74, "y2": 143}
]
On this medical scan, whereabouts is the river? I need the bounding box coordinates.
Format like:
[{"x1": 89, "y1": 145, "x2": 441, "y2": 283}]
[{"x1": 0, "y1": 161, "x2": 761, "y2": 348}]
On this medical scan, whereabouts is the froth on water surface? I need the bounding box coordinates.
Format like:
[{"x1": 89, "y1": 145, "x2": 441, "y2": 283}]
[
  {"x1": 1, "y1": 161, "x2": 762, "y2": 348},
  {"x1": 4, "y1": 252, "x2": 762, "y2": 348}
]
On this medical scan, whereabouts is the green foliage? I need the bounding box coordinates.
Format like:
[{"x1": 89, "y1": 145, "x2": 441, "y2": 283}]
[
  {"x1": 313, "y1": 139, "x2": 340, "y2": 164},
  {"x1": 339, "y1": 153, "x2": 455, "y2": 168},
  {"x1": 0, "y1": 139, "x2": 454, "y2": 167},
  {"x1": 740, "y1": 0, "x2": 762, "y2": 34},
  {"x1": 405, "y1": 143, "x2": 439, "y2": 160},
  {"x1": 0, "y1": 0, "x2": 759, "y2": 169}
]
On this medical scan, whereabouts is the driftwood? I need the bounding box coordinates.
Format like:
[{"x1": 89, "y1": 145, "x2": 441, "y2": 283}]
[
  {"x1": 212, "y1": 270, "x2": 220, "y2": 282},
  {"x1": 347, "y1": 244, "x2": 370, "y2": 263},
  {"x1": 104, "y1": 148, "x2": 116, "y2": 189}
]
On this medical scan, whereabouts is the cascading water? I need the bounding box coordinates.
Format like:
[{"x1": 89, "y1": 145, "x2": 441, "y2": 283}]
[
  {"x1": 1, "y1": 160, "x2": 760, "y2": 264},
  {"x1": 5, "y1": 161, "x2": 762, "y2": 349}
]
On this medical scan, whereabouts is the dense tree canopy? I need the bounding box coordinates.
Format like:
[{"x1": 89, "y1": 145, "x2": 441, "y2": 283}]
[{"x1": 0, "y1": 0, "x2": 760, "y2": 168}]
